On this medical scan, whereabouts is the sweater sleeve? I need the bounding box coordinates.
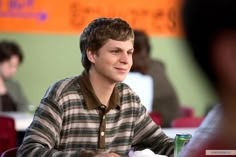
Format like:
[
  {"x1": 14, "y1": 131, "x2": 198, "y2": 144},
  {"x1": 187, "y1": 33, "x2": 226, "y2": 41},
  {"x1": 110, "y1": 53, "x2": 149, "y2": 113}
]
[
  {"x1": 16, "y1": 93, "x2": 96, "y2": 157},
  {"x1": 132, "y1": 105, "x2": 174, "y2": 157}
]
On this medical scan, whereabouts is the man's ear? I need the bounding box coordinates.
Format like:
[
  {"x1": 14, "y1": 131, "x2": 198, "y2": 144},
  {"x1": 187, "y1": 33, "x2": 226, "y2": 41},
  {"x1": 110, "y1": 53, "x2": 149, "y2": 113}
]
[{"x1": 86, "y1": 49, "x2": 96, "y2": 64}]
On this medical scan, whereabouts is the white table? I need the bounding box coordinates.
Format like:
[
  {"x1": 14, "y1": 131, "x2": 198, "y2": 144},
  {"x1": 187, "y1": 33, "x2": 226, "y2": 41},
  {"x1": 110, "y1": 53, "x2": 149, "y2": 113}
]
[
  {"x1": 0, "y1": 112, "x2": 33, "y2": 131},
  {"x1": 162, "y1": 128, "x2": 197, "y2": 138}
]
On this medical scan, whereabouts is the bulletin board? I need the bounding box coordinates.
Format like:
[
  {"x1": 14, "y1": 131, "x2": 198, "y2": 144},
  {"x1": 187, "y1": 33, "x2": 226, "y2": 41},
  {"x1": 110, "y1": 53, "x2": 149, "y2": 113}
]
[{"x1": 0, "y1": 0, "x2": 183, "y2": 36}]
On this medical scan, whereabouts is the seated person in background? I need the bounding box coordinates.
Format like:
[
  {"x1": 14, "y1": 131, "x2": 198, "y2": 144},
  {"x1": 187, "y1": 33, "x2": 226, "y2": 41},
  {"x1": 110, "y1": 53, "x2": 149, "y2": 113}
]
[
  {"x1": 179, "y1": 0, "x2": 236, "y2": 156},
  {"x1": 123, "y1": 29, "x2": 154, "y2": 113},
  {"x1": 0, "y1": 40, "x2": 29, "y2": 112},
  {"x1": 17, "y1": 17, "x2": 174, "y2": 157},
  {"x1": 132, "y1": 29, "x2": 182, "y2": 128}
]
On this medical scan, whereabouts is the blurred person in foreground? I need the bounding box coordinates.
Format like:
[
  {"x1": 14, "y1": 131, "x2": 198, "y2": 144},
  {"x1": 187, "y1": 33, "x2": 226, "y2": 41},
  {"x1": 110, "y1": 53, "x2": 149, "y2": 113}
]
[
  {"x1": 0, "y1": 40, "x2": 29, "y2": 112},
  {"x1": 178, "y1": 0, "x2": 236, "y2": 156},
  {"x1": 17, "y1": 17, "x2": 174, "y2": 157},
  {"x1": 133, "y1": 29, "x2": 182, "y2": 128}
]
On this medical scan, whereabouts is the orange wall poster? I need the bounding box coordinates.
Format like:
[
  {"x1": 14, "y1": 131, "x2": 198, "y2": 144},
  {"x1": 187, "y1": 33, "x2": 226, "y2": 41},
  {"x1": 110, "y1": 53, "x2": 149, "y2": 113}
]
[{"x1": 0, "y1": 0, "x2": 183, "y2": 37}]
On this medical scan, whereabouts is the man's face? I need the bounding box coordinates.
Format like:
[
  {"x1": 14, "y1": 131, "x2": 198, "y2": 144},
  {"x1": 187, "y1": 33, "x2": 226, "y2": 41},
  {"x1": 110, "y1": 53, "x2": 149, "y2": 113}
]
[
  {"x1": 0, "y1": 55, "x2": 20, "y2": 79},
  {"x1": 89, "y1": 39, "x2": 134, "y2": 84}
]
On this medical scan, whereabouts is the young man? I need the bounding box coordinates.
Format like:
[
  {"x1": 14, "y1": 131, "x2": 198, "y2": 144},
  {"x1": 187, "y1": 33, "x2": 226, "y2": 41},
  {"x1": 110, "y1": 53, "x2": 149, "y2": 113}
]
[
  {"x1": 178, "y1": 0, "x2": 236, "y2": 156},
  {"x1": 17, "y1": 18, "x2": 174, "y2": 157}
]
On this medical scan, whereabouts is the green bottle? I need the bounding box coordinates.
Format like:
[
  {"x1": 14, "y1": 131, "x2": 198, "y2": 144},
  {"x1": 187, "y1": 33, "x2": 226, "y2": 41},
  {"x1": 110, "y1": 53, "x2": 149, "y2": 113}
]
[{"x1": 174, "y1": 133, "x2": 192, "y2": 157}]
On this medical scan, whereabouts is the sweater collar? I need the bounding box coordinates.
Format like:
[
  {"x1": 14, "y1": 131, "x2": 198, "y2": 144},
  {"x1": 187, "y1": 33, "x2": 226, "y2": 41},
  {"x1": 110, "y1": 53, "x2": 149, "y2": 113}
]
[{"x1": 78, "y1": 70, "x2": 121, "y2": 110}]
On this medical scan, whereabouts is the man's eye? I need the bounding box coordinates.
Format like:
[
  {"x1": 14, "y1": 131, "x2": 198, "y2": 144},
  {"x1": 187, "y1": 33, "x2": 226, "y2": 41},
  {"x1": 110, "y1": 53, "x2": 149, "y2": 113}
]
[
  {"x1": 111, "y1": 50, "x2": 120, "y2": 53},
  {"x1": 128, "y1": 51, "x2": 134, "y2": 55}
]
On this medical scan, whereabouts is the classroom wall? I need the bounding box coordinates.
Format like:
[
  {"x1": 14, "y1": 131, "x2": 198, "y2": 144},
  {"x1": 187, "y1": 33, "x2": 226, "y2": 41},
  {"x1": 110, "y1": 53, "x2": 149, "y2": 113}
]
[{"x1": 0, "y1": 32, "x2": 217, "y2": 116}]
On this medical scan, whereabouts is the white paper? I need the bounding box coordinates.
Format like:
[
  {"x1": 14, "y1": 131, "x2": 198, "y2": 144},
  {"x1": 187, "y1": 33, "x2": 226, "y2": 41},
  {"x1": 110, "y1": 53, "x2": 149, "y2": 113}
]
[{"x1": 128, "y1": 149, "x2": 168, "y2": 157}]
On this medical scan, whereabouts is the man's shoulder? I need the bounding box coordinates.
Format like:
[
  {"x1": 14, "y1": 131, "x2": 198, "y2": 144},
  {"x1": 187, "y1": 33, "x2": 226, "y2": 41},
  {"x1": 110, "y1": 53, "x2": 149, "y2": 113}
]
[
  {"x1": 116, "y1": 82, "x2": 132, "y2": 91},
  {"x1": 56, "y1": 75, "x2": 80, "y2": 86},
  {"x1": 116, "y1": 82, "x2": 140, "y2": 99},
  {"x1": 43, "y1": 75, "x2": 81, "y2": 99}
]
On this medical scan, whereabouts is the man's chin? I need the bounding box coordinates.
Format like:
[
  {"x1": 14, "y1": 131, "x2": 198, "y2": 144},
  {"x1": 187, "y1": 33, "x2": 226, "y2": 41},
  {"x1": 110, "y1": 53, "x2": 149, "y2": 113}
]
[{"x1": 117, "y1": 77, "x2": 127, "y2": 82}]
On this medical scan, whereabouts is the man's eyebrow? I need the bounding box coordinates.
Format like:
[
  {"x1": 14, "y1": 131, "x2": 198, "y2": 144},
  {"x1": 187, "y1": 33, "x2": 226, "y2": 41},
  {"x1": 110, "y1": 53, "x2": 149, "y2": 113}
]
[{"x1": 110, "y1": 46, "x2": 122, "y2": 49}]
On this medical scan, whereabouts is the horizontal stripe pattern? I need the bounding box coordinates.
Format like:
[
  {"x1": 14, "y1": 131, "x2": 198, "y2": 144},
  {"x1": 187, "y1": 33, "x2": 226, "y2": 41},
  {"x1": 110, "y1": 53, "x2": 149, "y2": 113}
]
[{"x1": 17, "y1": 74, "x2": 174, "y2": 157}]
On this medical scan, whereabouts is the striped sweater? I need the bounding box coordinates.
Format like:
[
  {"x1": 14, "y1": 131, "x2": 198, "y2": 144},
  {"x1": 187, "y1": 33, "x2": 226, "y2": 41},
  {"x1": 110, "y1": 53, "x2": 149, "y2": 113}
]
[{"x1": 17, "y1": 71, "x2": 174, "y2": 157}]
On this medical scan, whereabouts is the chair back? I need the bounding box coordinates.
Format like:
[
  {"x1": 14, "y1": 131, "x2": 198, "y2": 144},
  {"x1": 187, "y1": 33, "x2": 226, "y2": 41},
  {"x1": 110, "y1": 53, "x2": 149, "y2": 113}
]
[
  {"x1": 0, "y1": 147, "x2": 18, "y2": 157},
  {"x1": 0, "y1": 116, "x2": 17, "y2": 154},
  {"x1": 171, "y1": 117, "x2": 204, "y2": 128},
  {"x1": 149, "y1": 112, "x2": 162, "y2": 126},
  {"x1": 181, "y1": 106, "x2": 194, "y2": 117}
]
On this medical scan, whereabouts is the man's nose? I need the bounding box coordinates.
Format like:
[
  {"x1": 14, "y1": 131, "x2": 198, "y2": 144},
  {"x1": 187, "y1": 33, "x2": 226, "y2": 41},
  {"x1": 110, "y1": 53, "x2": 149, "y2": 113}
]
[{"x1": 120, "y1": 52, "x2": 129, "y2": 63}]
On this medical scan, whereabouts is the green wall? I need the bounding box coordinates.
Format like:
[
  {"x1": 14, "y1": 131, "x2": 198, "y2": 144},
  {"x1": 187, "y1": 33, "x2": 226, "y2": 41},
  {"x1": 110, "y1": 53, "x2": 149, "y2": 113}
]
[{"x1": 0, "y1": 33, "x2": 217, "y2": 116}]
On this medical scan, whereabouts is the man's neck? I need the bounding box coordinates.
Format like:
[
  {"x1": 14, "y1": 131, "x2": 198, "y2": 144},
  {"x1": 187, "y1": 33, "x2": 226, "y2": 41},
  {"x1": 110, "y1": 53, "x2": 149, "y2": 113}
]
[{"x1": 88, "y1": 70, "x2": 116, "y2": 106}]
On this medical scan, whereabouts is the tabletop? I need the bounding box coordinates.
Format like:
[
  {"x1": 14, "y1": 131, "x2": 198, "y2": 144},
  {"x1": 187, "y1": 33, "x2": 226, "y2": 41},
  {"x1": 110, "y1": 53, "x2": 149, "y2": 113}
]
[{"x1": 0, "y1": 112, "x2": 33, "y2": 131}]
